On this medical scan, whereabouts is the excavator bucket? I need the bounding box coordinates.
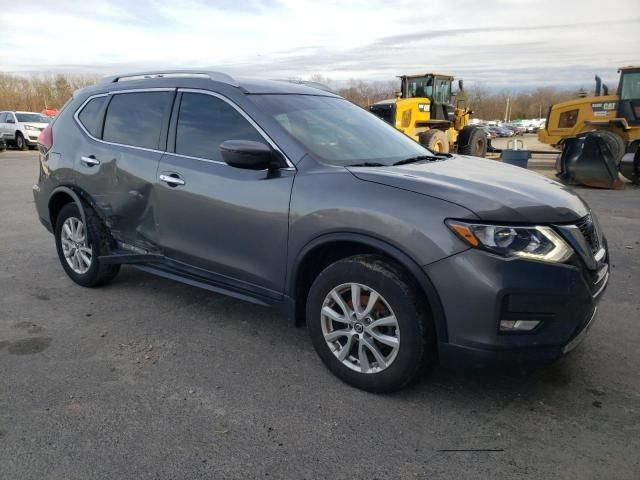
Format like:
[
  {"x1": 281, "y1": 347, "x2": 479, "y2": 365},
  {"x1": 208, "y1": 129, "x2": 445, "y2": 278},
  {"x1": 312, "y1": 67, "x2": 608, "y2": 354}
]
[{"x1": 556, "y1": 133, "x2": 625, "y2": 189}]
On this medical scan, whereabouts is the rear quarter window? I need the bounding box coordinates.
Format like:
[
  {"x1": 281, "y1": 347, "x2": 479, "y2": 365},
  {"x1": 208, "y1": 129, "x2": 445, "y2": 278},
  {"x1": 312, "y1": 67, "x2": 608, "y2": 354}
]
[
  {"x1": 77, "y1": 96, "x2": 107, "y2": 137},
  {"x1": 102, "y1": 91, "x2": 174, "y2": 149}
]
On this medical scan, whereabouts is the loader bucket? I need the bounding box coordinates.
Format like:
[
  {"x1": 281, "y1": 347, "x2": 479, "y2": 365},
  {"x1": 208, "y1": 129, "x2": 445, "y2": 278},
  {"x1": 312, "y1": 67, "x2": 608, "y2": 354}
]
[{"x1": 556, "y1": 133, "x2": 625, "y2": 189}]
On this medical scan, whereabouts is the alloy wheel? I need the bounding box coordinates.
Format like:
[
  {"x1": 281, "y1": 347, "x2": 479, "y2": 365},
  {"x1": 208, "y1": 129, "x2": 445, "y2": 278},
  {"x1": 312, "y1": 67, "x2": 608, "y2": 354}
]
[
  {"x1": 320, "y1": 283, "x2": 400, "y2": 374},
  {"x1": 60, "y1": 216, "x2": 92, "y2": 274}
]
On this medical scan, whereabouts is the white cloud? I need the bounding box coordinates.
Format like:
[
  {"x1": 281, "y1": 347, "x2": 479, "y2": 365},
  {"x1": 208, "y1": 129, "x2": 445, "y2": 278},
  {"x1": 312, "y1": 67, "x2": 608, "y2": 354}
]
[{"x1": 0, "y1": 0, "x2": 638, "y2": 88}]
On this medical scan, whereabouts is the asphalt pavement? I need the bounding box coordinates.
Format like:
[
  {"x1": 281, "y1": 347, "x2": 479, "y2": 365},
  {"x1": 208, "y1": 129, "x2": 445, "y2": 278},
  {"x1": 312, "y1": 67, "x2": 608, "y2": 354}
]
[{"x1": 1, "y1": 150, "x2": 638, "y2": 479}]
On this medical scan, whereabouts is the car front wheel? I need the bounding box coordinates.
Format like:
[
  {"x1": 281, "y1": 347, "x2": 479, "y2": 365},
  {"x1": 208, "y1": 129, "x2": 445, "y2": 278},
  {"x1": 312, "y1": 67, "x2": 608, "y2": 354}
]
[
  {"x1": 306, "y1": 255, "x2": 435, "y2": 392},
  {"x1": 15, "y1": 132, "x2": 27, "y2": 151}
]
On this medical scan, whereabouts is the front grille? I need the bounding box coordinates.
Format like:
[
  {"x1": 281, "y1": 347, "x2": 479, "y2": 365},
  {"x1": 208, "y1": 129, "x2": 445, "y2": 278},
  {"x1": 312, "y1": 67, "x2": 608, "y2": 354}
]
[{"x1": 576, "y1": 214, "x2": 600, "y2": 255}]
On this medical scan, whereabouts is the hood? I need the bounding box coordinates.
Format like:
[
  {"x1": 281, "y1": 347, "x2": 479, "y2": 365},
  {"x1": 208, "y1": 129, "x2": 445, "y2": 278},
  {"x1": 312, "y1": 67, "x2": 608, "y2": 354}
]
[
  {"x1": 347, "y1": 156, "x2": 589, "y2": 224},
  {"x1": 23, "y1": 122, "x2": 49, "y2": 129}
]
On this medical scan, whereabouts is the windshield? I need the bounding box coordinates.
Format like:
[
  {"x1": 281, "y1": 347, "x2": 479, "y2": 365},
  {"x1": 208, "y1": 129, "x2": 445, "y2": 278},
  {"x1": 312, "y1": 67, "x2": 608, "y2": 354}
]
[
  {"x1": 251, "y1": 95, "x2": 432, "y2": 166},
  {"x1": 16, "y1": 113, "x2": 50, "y2": 123}
]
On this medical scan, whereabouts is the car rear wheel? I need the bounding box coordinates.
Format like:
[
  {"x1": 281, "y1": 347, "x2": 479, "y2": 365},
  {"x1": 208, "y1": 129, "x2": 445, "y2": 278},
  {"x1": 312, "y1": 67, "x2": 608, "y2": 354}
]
[
  {"x1": 15, "y1": 132, "x2": 27, "y2": 151},
  {"x1": 55, "y1": 203, "x2": 120, "y2": 287},
  {"x1": 306, "y1": 255, "x2": 435, "y2": 392}
]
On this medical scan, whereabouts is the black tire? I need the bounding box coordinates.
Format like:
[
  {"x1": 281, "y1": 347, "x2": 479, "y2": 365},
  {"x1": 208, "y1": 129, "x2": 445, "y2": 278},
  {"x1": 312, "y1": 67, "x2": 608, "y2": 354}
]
[
  {"x1": 590, "y1": 130, "x2": 626, "y2": 166},
  {"x1": 306, "y1": 255, "x2": 435, "y2": 392},
  {"x1": 457, "y1": 125, "x2": 488, "y2": 157},
  {"x1": 15, "y1": 132, "x2": 27, "y2": 151},
  {"x1": 54, "y1": 203, "x2": 120, "y2": 287},
  {"x1": 418, "y1": 129, "x2": 450, "y2": 153}
]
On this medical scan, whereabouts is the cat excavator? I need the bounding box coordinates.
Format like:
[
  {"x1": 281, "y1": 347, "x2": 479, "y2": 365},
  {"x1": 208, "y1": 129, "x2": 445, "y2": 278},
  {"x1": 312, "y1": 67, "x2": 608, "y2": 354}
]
[{"x1": 369, "y1": 73, "x2": 487, "y2": 157}]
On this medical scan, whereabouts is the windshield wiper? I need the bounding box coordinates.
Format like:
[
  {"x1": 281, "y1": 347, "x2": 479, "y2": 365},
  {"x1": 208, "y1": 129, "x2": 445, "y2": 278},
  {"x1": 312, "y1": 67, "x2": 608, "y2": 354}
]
[
  {"x1": 347, "y1": 162, "x2": 387, "y2": 167},
  {"x1": 393, "y1": 153, "x2": 452, "y2": 166}
]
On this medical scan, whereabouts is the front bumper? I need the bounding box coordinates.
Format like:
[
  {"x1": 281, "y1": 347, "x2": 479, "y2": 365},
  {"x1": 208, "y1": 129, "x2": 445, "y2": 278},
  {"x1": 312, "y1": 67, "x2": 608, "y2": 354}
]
[
  {"x1": 425, "y1": 246, "x2": 608, "y2": 368},
  {"x1": 24, "y1": 129, "x2": 42, "y2": 143}
]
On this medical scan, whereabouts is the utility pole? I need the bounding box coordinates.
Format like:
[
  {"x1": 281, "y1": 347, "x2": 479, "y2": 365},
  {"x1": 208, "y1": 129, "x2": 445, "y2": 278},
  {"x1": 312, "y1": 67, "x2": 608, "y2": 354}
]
[{"x1": 504, "y1": 95, "x2": 510, "y2": 123}]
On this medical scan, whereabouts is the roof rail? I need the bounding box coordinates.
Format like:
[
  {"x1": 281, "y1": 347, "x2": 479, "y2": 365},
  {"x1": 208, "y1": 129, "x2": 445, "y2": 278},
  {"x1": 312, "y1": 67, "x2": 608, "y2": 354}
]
[
  {"x1": 275, "y1": 79, "x2": 335, "y2": 93},
  {"x1": 100, "y1": 70, "x2": 239, "y2": 87}
]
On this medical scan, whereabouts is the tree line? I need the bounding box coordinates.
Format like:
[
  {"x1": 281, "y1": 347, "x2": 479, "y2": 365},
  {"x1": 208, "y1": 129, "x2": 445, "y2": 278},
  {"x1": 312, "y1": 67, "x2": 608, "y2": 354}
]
[
  {"x1": 0, "y1": 72, "x2": 589, "y2": 121},
  {"x1": 0, "y1": 73, "x2": 98, "y2": 112}
]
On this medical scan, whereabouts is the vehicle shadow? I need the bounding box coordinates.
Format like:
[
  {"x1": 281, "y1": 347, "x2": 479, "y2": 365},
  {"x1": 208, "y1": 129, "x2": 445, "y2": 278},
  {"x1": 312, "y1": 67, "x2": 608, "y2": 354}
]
[{"x1": 108, "y1": 267, "x2": 583, "y2": 406}]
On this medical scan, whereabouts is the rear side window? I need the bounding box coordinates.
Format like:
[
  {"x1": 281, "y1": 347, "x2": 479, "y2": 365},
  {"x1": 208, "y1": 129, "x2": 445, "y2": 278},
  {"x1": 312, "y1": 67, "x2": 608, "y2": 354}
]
[
  {"x1": 175, "y1": 93, "x2": 263, "y2": 161},
  {"x1": 78, "y1": 96, "x2": 106, "y2": 137},
  {"x1": 103, "y1": 91, "x2": 173, "y2": 149}
]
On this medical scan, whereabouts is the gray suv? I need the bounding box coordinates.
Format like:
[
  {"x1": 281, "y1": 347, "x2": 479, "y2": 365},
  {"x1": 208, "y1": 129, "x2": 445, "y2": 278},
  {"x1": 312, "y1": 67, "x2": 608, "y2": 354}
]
[{"x1": 33, "y1": 71, "x2": 609, "y2": 392}]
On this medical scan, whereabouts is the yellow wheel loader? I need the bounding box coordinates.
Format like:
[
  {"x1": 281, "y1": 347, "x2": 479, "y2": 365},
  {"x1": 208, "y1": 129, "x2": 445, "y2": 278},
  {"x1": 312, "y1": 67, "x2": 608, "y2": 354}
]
[
  {"x1": 369, "y1": 73, "x2": 488, "y2": 157},
  {"x1": 539, "y1": 66, "x2": 640, "y2": 186}
]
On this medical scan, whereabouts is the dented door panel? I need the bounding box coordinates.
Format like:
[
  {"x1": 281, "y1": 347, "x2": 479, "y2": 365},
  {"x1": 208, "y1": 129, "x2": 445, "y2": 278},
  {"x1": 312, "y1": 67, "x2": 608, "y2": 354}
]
[{"x1": 75, "y1": 143, "x2": 163, "y2": 251}]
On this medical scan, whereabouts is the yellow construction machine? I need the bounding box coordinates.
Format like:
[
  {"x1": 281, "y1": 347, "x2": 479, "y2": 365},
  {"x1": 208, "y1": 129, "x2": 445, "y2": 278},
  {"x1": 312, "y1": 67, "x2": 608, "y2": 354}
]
[
  {"x1": 539, "y1": 66, "x2": 640, "y2": 185},
  {"x1": 369, "y1": 73, "x2": 487, "y2": 157}
]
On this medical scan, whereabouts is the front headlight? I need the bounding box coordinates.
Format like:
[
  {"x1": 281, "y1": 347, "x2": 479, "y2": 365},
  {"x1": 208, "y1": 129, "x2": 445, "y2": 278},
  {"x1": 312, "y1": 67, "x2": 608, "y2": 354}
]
[
  {"x1": 446, "y1": 220, "x2": 573, "y2": 263},
  {"x1": 24, "y1": 125, "x2": 40, "y2": 131}
]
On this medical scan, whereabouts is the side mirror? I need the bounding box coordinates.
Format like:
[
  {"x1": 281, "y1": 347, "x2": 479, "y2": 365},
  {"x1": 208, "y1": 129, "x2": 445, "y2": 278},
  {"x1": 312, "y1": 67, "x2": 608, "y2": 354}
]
[
  {"x1": 220, "y1": 140, "x2": 274, "y2": 170},
  {"x1": 458, "y1": 79, "x2": 464, "y2": 92},
  {"x1": 7, "y1": 118, "x2": 15, "y2": 124}
]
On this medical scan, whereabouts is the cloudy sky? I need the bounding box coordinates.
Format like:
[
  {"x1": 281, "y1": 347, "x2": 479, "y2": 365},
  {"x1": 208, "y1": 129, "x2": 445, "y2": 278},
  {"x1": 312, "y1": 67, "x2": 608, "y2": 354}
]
[{"x1": 0, "y1": 0, "x2": 638, "y2": 89}]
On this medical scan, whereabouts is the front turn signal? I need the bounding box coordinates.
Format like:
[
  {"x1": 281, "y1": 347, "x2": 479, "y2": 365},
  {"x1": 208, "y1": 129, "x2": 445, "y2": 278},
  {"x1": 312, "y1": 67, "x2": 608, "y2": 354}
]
[{"x1": 446, "y1": 222, "x2": 479, "y2": 247}]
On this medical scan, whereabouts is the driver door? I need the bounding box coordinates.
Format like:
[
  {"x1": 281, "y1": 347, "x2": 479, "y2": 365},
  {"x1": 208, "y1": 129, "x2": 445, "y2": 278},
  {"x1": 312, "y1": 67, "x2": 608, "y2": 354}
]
[{"x1": 154, "y1": 90, "x2": 295, "y2": 296}]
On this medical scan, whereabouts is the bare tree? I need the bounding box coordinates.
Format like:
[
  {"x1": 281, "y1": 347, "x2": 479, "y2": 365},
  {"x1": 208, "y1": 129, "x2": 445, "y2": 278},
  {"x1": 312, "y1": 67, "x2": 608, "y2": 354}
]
[{"x1": 0, "y1": 73, "x2": 99, "y2": 111}]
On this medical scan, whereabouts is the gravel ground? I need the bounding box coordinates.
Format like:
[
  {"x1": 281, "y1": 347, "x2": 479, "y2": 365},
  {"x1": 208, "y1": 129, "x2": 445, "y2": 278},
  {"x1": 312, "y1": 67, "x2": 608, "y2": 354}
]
[{"x1": 1, "y1": 150, "x2": 638, "y2": 480}]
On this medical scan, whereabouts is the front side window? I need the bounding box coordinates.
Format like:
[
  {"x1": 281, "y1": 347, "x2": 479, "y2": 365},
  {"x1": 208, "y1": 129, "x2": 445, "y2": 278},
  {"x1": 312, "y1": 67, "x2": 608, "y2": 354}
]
[
  {"x1": 175, "y1": 93, "x2": 263, "y2": 161},
  {"x1": 103, "y1": 91, "x2": 173, "y2": 149},
  {"x1": 251, "y1": 94, "x2": 432, "y2": 166},
  {"x1": 78, "y1": 96, "x2": 107, "y2": 138}
]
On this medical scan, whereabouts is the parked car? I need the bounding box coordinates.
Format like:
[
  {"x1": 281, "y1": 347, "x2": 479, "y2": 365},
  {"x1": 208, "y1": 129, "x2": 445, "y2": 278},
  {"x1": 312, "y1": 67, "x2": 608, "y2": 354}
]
[
  {"x1": 0, "y1": 111, "x2": 51, "y2": 150},
  {"x1": 41, "y1": 108, "x2": 59, "y2": 118},
  {"x1": 488, "y1": 126, "x2": 514, "y2": 137},
  {"x1": 481, "y1": 126, "x2": 497, "y2": 139},
  {"x1": 33, "y1": 71, "x2": 609, "y2": 392},
  {"x1": 504, "y1": 124, "x2": 526, "y2": 136}
]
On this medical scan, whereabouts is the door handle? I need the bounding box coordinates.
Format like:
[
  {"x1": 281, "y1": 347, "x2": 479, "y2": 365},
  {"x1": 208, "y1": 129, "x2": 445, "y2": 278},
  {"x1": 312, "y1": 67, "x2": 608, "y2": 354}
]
[
  {"x1": 80, "y1": 156, "x2": 100, "y2": 166},
  {"x1": 159, "y1": 173, "x2": 186, "y2": 186}
]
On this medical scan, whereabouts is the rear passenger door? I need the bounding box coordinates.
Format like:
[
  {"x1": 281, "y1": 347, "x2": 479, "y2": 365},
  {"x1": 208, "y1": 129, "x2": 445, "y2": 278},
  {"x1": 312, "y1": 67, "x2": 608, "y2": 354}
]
[
  {"x1": 74, "y1": 89, "x2": 175, "y2": 250},
  {"x1": 155, "y1": 90, "x2": 295, "y2": 297}
]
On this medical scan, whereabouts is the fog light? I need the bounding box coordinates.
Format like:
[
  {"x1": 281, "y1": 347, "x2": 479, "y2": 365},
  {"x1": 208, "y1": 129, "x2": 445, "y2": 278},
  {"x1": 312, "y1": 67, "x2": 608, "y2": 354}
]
[{"x1": 500, "y1": 320, "x2": 541, "y2": 332}]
